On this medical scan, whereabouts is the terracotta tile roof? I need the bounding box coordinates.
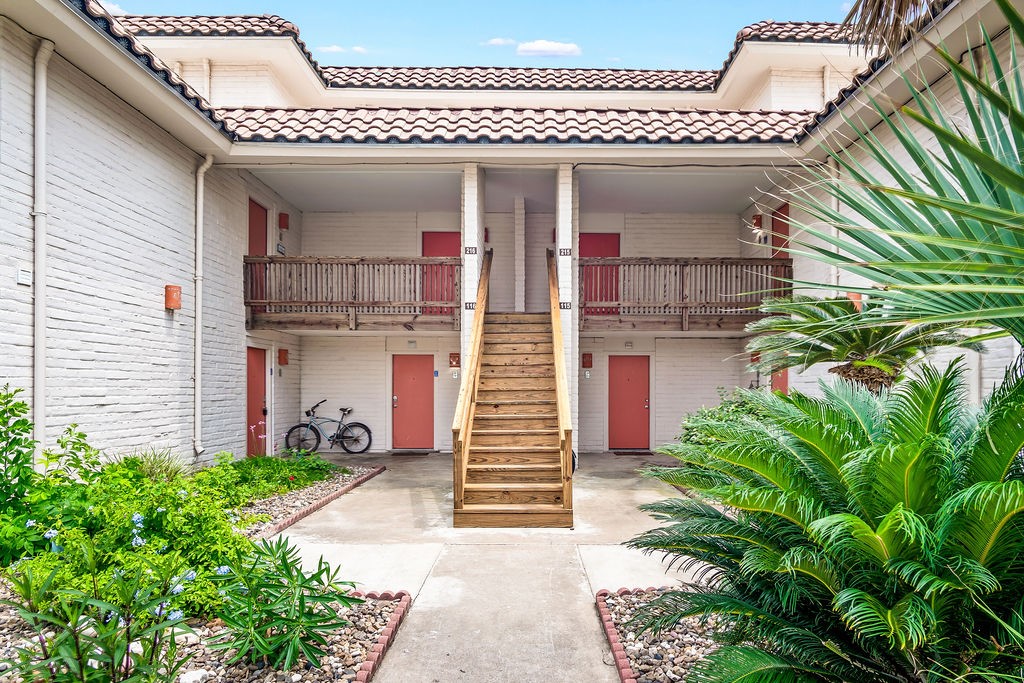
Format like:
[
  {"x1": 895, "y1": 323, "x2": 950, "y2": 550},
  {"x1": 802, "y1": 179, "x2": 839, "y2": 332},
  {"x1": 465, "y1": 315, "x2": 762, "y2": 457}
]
[
  {"x1": 116, "y1": 14, "x2": 301, "y2": 37},
  {"x1": 67, "y1": 1, "x2": 229, "y2": 132},
  {"x1": 737, "y1": 20, "x2": 854, "y2": 42},
  {"x1": 320, "y1": 66, "x2": 717, "y2": 91},
  {"x1": 217, "y1": 107, "x2": 813, "y2": 144},
  {"x1": 118, "y1": 15, "x2": 853, "y2": 92}
]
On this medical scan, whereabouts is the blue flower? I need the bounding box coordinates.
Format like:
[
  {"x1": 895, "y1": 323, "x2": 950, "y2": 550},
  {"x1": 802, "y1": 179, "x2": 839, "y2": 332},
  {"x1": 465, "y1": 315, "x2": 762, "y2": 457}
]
[
  {"x1": 177, "y1": 490, "x2": 188, "y2": 498},
  {"x1": 167, "y1": 610, "x2": 184, "y2": 621},
  {"x1": 131, "y1": 512, "x2": 144, "y2": 526},
  {"x1": 25, "y1": 519, "x2": 36, "y2": 528},
  {"x1": 183, "y1": 570, "x2": 196, "y2": 581},
  {"x1": 131, "y1": 535, "x2": 146, "y2": 547},
  {"x1": 171, "y1": 584, "x2": 184, "y2": 595},
  {"x1": 214, "y1": 565, "x2": 230, "y2": 575},
  {"x1": 43, "y1": 529, "x2": 58, "y2": 540},
  {"x1": 156, "y1": 507, "x2": 166, "y2": 513}
]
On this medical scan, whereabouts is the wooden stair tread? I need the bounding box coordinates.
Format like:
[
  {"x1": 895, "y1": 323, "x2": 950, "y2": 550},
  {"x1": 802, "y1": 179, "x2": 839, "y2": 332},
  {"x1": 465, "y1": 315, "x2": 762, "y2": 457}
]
[
  {"x1": 469, "y1": 445, "x2": 560, "y2": 451},
  {"x1": 471, "y1": 428, "x2": 559, "y2": 435},
  {"x1": 467, "y1": 463, "x2": 560, "y2": 470},
  {"x1": 464, "y1": 481, "x2": 562, "y2": 490},
  {"x1": 459, "y1": 503, "x2": 566, "y2": 511},
  {"x1": 475, "y1": 400, "x2": 556, "y2": 405}
]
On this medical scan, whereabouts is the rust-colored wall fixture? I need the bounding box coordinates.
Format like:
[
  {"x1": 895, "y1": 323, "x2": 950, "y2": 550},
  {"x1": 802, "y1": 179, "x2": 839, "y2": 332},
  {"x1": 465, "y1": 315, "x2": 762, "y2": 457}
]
[
  {"x1": 278, "y1": 349, "x2": 289, "y2": 365},
  {"x1": 581, "y1": 352, "x2": 593, "y2": 368},
  {"x1": 278, "y1": 212, "x2": 290, "y2": 230},
  {"x1": 164, "y1": 284, "x2": 181, "y2": 310},
  {"x1": 449, "y1": 352, "x2": 460, "y2": 368}
]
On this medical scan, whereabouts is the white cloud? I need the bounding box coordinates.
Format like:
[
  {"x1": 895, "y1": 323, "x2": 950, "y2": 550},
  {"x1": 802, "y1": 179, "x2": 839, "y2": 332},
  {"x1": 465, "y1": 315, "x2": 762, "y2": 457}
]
[
  {"x1": 482, "y1": 37, "x2": 517, "y2": 46},
  {"x1": 516, "y1": 39, "x2": 581, "y2": 57},
  {"x1": 351, "y1": 46, "x2": 368, "y2": 54},
  {"x1": 99, "y1": 1, "x2": 127, "y2": 14},
  {"x1": 318, "y1": 45, "x2": 347, "y2": 53}
]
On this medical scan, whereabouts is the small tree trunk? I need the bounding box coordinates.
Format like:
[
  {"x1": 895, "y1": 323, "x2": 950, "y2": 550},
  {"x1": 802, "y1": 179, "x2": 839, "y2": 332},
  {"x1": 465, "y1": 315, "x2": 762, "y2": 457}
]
[{"x1": 828, "y1": 362, "x2": 897, "y2": 393}]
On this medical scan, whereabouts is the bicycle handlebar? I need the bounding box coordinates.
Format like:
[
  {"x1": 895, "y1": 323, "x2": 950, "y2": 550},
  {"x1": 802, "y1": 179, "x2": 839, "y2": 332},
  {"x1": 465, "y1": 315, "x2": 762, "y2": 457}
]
[{"x1": 311, "y1": 399, "x2": 327, "y2": 410}]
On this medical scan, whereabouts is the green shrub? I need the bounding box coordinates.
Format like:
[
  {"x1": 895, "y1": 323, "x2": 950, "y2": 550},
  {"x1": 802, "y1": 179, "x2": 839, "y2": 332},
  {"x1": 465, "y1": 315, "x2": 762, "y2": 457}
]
[
  {"x1": 677, "y1": 387, "x2": 767, "y2": 447},
  {"x1": 4, "y1": 540, "x2": 194, "y2": 682},
  {"x1": 210, "y1": 537, "x2": 361, "y2": 670},
  {"x1": 0, "y1": 386, "x2": 37, "y2": 516},
  {"x1": 117, "y1": 447, "x2": 195, "y2": 482},
  {"x1": 630, "y1": 361, "x2": 1024, "y2": 681}
]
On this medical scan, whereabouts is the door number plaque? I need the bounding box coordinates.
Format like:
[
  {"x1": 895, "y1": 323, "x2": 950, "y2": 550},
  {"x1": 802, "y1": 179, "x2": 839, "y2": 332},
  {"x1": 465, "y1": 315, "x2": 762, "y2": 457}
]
[
  {"x1": 465, "y1": 302, "x2": 476, "y2": 310},
  {"x1": 559, "y1": 248, "x2": 572, "y2": 256},
  {"x1": 465, "y1": 246, "x2": 478, "y2": 255},
  {"x1": 560, "y1": 302, "x2": 571, "y2": 310}
]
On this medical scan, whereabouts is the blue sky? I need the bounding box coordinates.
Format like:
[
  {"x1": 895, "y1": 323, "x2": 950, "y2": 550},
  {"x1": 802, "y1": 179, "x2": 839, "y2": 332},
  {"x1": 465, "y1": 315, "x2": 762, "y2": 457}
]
[{"x1": 101, "y1": 1, "x2": 854, "y2": 70}]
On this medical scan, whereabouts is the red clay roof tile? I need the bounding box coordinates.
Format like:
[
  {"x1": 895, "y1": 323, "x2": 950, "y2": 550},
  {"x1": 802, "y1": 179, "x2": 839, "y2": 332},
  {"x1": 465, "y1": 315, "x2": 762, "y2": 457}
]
[{"x1": 217, "y1": 107, "x2": 813, "y2": 144}]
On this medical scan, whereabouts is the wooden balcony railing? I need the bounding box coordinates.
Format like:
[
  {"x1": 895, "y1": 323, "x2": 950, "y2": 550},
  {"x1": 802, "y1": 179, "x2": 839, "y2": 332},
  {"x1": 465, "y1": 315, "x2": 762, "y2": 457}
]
[
  {"x1": 244, "y1": 256, "x2": 462, "y2": 331},
  {"x1": 579, "y1": 257, "x2": 792, "y2": 331}
]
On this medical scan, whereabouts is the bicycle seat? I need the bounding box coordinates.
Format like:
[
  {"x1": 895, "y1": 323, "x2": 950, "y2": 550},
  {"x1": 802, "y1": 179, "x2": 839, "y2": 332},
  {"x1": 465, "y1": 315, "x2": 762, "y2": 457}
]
[{"x1": 339, "y1": 407, "x2": 352, "y2": 413}]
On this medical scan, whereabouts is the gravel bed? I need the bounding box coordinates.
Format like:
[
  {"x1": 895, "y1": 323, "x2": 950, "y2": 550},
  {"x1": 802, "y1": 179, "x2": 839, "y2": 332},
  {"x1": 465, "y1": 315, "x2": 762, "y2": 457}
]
[
  {"x1": 240, "y1": 466, "x2": 373, "y2": 538},
  {"x1": 603, "y1": 589, "x2": 720, "y2": 683},
  {"x1": 0, "y1": 582, "x2": 399, "y2": 682}
]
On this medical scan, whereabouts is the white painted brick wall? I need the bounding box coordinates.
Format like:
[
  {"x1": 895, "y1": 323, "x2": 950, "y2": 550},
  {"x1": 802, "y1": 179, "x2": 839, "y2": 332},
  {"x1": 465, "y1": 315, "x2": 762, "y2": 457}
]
[
  {"x1": 300, "y1": 335, "x2": 460, "y2": 452},
  {"x1": 524, "y1": 213, "x2": 554, "y2": 312},
  {"x1": 210, "y1": 63, "x2": 288, "y2": 107},
  {"x1": 44, "y1": 52, "x2": 198, "y2": 453},
  {"x1": 0, "y1": 20, "x2": 37, "y2": 394},
  {"x1": 484, "y1": 212, "x2": 515, "y2": 312}
]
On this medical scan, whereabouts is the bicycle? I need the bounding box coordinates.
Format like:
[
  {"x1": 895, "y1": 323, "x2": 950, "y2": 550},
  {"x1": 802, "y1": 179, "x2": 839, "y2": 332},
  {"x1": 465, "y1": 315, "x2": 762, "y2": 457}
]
[{"x1": 284, "y1": 399, "x2": 372, "y2": 454}]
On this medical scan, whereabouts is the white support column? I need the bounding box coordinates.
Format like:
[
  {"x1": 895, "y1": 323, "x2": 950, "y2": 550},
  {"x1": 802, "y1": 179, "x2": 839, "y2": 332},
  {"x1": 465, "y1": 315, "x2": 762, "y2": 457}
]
[
  {"x1": 555, "y1": 163, "x2": 579, "y2": 432},
  {"x1": 461, "y1": 164, "x2": 485, "y2": 359},
  {"x1": 513, "y1": 195, "x2": 526, "y2": 312}
]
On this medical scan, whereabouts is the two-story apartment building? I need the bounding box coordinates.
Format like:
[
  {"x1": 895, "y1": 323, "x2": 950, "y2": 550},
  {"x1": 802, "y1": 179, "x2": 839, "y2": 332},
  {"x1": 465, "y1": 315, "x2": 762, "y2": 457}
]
[{"x1": 1, "y1": 0, "x2": 1016, "y2": 525}]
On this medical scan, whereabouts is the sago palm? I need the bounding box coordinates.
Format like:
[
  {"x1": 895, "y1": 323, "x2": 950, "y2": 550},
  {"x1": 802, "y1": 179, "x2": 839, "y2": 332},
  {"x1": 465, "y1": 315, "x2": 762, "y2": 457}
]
[
  {"x1": 630, "y1": 361, "x2": 1024, "y2": 682},
  {"x1": 780, "y1": 0, "x2": 1024, "y2": 345},
  {"x1": 746, "y1": 296, "x2": 985, "y2": 392}
]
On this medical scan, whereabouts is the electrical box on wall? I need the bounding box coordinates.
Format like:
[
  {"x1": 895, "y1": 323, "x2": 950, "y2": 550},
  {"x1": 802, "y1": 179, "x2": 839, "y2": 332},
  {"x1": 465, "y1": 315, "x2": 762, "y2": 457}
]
[
  {"x1": 278, "y1": 212, "x2": 290, "y2": 230},
  {"x1": 278, "y1": 349, "x2": 289, "y2": 365},
  {"x1": 449, "y1": 352, "x2": 460, "y2": 368},
  {"x1": 581, "y1": 353, "x2": 593, "y2": 368}
]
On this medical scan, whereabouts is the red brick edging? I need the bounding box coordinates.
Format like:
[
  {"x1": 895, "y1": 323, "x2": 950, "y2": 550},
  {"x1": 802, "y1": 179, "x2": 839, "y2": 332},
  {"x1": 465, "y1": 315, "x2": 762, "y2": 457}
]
[
  {"x1": 252, "y1": 465, "x2": 386, "y2": 539},
  {"x1": 596, "y1": 587, "x2": 667, "y2": 683},
  {"x1": 353, "y1": 590, "x2": 412, "y2": 682}
]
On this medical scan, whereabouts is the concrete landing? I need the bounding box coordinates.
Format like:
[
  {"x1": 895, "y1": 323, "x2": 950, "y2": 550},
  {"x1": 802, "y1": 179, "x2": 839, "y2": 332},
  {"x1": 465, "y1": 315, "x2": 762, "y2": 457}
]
[{"x1": 280, "y1": 452, "x2": 687, "y2": 683}]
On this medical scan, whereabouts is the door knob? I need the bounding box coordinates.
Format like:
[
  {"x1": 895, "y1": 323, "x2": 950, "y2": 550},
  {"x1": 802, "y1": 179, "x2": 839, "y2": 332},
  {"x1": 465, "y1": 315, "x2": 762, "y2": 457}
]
[
  {"x1": 393, "y1": 395, "x2": 399, "y2": 407},
  {"x1": 644, "y1": 399, "x2": 649, "y2": 409}
]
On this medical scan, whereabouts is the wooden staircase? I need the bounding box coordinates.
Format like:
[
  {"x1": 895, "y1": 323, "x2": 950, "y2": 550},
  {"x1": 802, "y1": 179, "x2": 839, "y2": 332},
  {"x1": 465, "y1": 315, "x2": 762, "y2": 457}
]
[{"x1": 452, "y1": 251, "x2": 573, "y2": 527}]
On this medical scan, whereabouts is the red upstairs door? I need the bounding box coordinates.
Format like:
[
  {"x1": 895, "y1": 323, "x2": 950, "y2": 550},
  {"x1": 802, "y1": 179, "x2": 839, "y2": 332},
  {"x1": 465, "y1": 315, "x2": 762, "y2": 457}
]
[
  {"x1": 248, "y1": 200, "x2": 269, "y2": 313},
  {"x1": 246, "y1": 347, "x2": 267, "y2": 456},
  {"x1": 580, "y1": 233, "x2": 620, "y2": 315},
  {"x1": 422, "y1": 231, "x2": 461, "y2": 315},
  {"x1": 608, "y1": 355, "x2": 650, "y2": 450},
  {"x1": 392, "y1": 354, "x2": 434, "y2": 449}
]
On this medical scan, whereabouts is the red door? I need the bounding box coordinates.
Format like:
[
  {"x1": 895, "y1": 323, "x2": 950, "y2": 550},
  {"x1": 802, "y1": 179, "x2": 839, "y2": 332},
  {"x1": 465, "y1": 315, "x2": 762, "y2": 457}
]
[
  {"x1": 246, "y1": 347, "x2": 267, "y2": 456},
  {"x1": 422, "y1": 232, "x2": 460, "y2": 315},
  {"x1": 248, "y1": 200, "x2": 268, "y2": 313},
  {"x1": 771, "y1": 204, "x2": 790, "y2": 393},
  {"x1": 608, "y1": 355, "x2": 649, "y2": 450},
  {"x1": 392, "y1": 355, "x2": 434, "y2": 449},
  {"x1": 580, "y1": 233, "x2": 620, "y2": 315}
]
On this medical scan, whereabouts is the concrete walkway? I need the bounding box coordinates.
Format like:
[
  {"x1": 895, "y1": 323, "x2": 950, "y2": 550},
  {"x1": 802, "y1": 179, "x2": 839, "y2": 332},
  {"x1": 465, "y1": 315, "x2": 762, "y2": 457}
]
[{"x1": 282, "y1": 452, "x2": 686, "y2": 683}]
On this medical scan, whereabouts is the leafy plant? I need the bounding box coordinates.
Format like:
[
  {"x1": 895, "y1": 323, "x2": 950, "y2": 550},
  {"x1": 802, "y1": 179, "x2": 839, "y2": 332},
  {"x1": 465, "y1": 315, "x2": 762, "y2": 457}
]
[
  {"x1": 777, "y1": 0, "x2": 1024, "y2": 344},
  {"x1": 630, "y1": 361, "x2": 1024, "y2": 682},
  {"x1": 0, "y1": 385, "x2": 37, "y2": 515},
  {"x1": 677, "y1": 388, "x2": 767, "y2": 448},
  {"x1": 118, "y1": 448, "x2": 195, "y2": 483},
  {"x1": 746, "y1": 296, "x2": 985, "y2": 392},
  {"x1": 210, "y1": 536, "x2": 361, "y2": 670},
  {"x1": 3, "y1": 541, "x2": 194, "y2": 682}
]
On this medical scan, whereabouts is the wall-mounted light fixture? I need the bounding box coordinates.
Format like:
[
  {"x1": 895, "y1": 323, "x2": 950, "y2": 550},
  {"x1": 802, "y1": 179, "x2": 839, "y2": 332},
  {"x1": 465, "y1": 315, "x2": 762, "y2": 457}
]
[{"x1": 164, "y1": 285, "x2": 182, "y2": 310}]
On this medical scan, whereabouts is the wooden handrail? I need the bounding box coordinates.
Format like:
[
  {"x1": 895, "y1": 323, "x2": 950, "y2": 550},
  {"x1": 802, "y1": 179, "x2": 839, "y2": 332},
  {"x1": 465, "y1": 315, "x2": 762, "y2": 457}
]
[
  {"x1": 577, "y1": 257, "x2": 786, "y2": 266},
  {"x1": 451, "y1": 250, "x2": 493, "y2": 511},
  {"x1": 244, "y1": 256, "x2": 461, "y2": 265},
  {"x1": 546, "y1": 249, "x2": 574, "y2": 513}
]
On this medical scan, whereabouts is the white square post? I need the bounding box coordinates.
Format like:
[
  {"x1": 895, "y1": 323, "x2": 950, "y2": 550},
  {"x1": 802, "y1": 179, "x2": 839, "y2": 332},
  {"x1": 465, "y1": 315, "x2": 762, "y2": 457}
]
[
  {"x1": 555, "y1": 163, "x2": 579, "y2": 432},
  {"x1": 461, "y1": 164, "x2": 485, "y2": 359}
]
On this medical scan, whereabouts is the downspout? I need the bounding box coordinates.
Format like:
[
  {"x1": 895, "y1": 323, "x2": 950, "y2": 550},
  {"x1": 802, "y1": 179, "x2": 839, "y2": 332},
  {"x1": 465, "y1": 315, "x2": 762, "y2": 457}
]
[
  {"x1": 32, "y1": 39, "x2": 55, "y2": 450},
  {"x1": 193, "y1": 154, "x2": 214, "y2": 457}
]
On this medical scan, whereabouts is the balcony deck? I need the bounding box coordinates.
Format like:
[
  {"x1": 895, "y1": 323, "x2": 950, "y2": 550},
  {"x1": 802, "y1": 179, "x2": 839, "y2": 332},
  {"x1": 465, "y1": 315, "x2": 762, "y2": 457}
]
[
  {"x1": 579, "y1": 257, "x2": 792, "y2": 332},
  {"x1": 244, "y1": 256, "x2": 462, "y2": 331}
]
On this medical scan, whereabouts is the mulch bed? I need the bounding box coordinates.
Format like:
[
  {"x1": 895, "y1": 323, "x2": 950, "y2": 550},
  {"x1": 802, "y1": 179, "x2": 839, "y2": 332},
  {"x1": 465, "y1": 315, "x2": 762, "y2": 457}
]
[
  {"x1": 596, "y1": 588, "x2": 720, "y2": 683},
  {"x1": 243, "y1": 465, "x2": 385, "y2": 539}
]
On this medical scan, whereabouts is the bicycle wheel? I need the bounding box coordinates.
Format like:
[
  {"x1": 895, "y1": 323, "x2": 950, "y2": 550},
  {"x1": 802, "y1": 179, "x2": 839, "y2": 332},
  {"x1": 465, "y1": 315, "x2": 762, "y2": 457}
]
[
  {"x1": 339, "y1": 422, "x2": 372, "y2": 454},
  {"x1": 285, "y1": 423, "x2": 321, "y2": 453}
]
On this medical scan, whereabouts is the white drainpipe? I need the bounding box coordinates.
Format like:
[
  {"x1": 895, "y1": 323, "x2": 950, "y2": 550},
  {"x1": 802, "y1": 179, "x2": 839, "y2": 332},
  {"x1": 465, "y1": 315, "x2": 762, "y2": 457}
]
[
  {"x1": 32, "y1": 39, "x2": 55, "y2": 450},
  {"x1": 193, "y1": 154, "x2": 214, "y2": 457}
]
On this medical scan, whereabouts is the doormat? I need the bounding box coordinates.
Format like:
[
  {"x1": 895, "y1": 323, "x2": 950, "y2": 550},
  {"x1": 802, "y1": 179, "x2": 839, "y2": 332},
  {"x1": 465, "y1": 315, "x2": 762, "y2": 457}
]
[
  {"x1": 389, "y1": 449, "x2": 437, "y2": 455},
  {"x1": 613, "y1": 450, "x2": 652, "y2": 456}
]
